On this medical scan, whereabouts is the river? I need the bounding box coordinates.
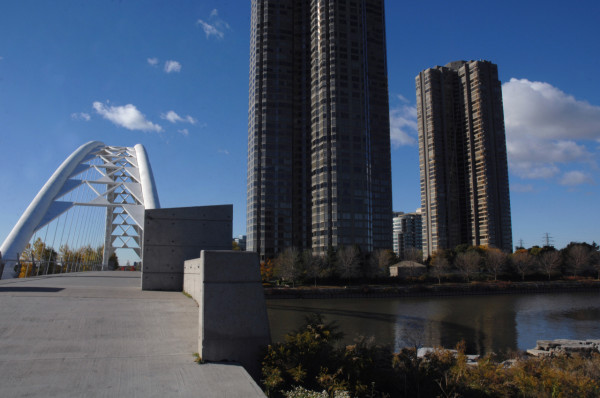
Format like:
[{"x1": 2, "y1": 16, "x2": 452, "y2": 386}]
[{"x1": 267, "y1": 291, "x2": 600, "y2": 354}]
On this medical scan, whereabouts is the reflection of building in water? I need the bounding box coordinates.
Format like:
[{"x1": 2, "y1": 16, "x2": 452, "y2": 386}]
[
  {"x1": 435, "y1": 296, "x2": 517, "y2": 354},
  {"x1": 392, "y1": 296, "x2": 518, "y2": 354}
]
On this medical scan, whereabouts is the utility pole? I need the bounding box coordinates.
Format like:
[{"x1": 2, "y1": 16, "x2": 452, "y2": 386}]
[
  {"x1": 542, "y1": 233, "x2": 554, "y2": 248},
  {"x1": 518, "y1": 238, "x2": 524, "y2": 249}
]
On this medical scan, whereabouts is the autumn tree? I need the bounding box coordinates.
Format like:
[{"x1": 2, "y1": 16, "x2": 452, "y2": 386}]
[
  {"x1": 484, "y1": 247, "x2": 507, "y2": 281},
  {"x1": 538, "y1": 250, "x2": 562, "y2": 280},
  {"x1": 455, "y1": 251, "x2": 480, "y2": 282},
  {"x1": 512, "y1": 249, "x2": 534, "y2": 280},
  {"x1": 274, "y1": 247, "x2": 301, "y2": 287},
  {"x1": 260, "y1": 259, "x2": 275, "y2": 282},
  {"x1": 336, "y1": 245, "x2": 360, "y2": 285}
]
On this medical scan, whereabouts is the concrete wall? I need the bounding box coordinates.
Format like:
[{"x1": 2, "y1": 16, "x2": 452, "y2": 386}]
[
  {"x1": 142, "y1": 205, "x2": 232, "y2": 291},
  {"x1": 184, "y1": 250, "x2": 271, "y2": 380}
]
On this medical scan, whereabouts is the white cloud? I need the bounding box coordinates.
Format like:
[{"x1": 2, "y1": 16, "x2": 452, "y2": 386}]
[
  {"x1": 164, "y1": 60, "x2": 181, "y2": 73},
  {"x1": 559, "y1": 171, "x2": 594, "y2": 186},
  {"x1": 178, "y1": 128, "x2": 189, "y2": 136},
  {"x1": 93, "y1": 101, "x2": 162, "y2": 132},
  {"x1": 511, "y1": 183, "x2": 534, "y2": 193},
  {"x1": 147, "y1": 57, "x2": 159, "y2": 66},
  {"x1": 197, "y1": 9, "x2": 230, "y2": 39},
  {"x1": 397, "y1": 94, "x2": 410, "y2": 103},
  {"x1": 71, "y1": 112, "x2": 91, "y2": 121},
  {"x1": 218, "y1": 149, "x2": 230, "y2": 155},
  {"x1": 389, "y1": 102, "x2": 418, "y2": 147},
  {"x1": 161, "y1": 110, "x2": 197, "y2": 124},
  {"x1": 503, "y1": 78, "x2": 600, "y2": 140},
  {"x1": 502, "y1": 79, "x2": 599, "y2": 182}
]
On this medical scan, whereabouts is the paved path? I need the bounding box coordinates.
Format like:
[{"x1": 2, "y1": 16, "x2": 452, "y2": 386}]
[{"x1": 0, "y1": 271, "x2": 265, "y2": 397}]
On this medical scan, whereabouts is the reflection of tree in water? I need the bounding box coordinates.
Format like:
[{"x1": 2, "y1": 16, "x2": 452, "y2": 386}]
[
  {"x1": 551, "y1": 307, "x2": 600, "y2": 321},
  {"x1": 435, "y1": 296, "x2": 518, "y2": 355},
  {"x1": 393, "y1": 319, "x2": 426, "y2": 351},
  {"x1": 268, "y1": 296, "x2": 520, "y2": 355}
]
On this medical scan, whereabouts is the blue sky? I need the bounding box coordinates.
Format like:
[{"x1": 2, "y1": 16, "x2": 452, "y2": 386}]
[{"x1": 1, "y1": 0, "x2": 599, "y2": 253}]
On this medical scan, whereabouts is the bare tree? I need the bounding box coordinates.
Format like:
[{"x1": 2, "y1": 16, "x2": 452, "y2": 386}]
[
  {"x1": 512, "y1": 250, "x2": 534, "y2": 280},
  {"x1": 336, "y1": 245, "x2": 360, "y2": 285},
  {"x1": 538, "y1": 251, "x2": 561, "y2": 280},
  {"x1": 403, "y1": 247, "x2": 423, "y2": 263},
  {"x1": 368, "y1": 249, "x2": 392, "y2": 278},
  {"x1": 455, "y1": 251, "x2": 480, "y2": 282},
  {"x1": 568, "y1": 244, "x2": 590, "y2": 276},
  {"x1": 429, "y1": 251, "x2": 449, "y2": 284},
  {"x1": 485, "y1": 248, "x2": 507, "y2": 281},
  {"x1": 302, "y1": 250, "x2": 323, "y2": 287},
  {"x1": 274, "y1": 247, "x2": 301, "y2": 287}
]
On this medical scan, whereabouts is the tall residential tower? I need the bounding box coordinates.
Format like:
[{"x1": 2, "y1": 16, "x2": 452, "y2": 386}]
[
  {"x1": 247, "y1": 0, "x2": 393, "y2": 259},
  {"x1": 417, "y1": 60, "x2": 512, "y2": 257}
]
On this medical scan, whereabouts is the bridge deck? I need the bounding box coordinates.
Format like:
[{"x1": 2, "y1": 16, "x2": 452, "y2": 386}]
[{"x1": 0, "y1": 271, "x2": 265, "y2": 397}]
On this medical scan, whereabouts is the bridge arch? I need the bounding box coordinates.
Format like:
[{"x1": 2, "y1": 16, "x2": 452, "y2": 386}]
[{"x1": 0, "y1": 142, "x2": 160, "y2": 279}]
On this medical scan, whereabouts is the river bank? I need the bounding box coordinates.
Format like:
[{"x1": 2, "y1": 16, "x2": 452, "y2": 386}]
[{"x1": 264, "y1": 279, "x2": 600, "y2": 299}]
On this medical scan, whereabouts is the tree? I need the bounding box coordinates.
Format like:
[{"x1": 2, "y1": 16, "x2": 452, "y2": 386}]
[
  {"x1": 336, "y1": 245, "x2": 360, "y2": 285},
  {"x1": 260, "y1": 259, "x2": 275, "y2": 283},
  {"x1": 232, "y1": 240, "x2": 240, "y2": 251},
  {"x1": 20, "y1": 238, "x2": 57, "y2": 276},
  {"x1": 274, "y1": 247, "x2": 301, "y2": 287},
  {"x1": 591, "y1": 251, "x2": 600, "y2": 280},
  {"x1": 538, "y1": 250, "x2": 561, "y2": 280},
  {"x1": 403, "y1": 247, "x2": 423, "y2": 263},
  {"x1": 429, "y1": 250, "x2": 449, "y2": 284},
  {"x1": 303, "y1": 250, "x2": 323, "y2": 287},
  {"x1": 512, "y1": 249, "x2": 534, "y2": 280},
  {"x1": 109, "y1": 252, "x2": 119, "y2": 270},
  {"x1": 368, "y1": 249, "x2": 392, "y2": 278},
  {"x1": 484, "y1": 247, "x2": 507, "y2": 281},
  {"x1": 454, "y1": 251, "x2": 480, "y2": 282},
  {"x1": 568, "y1": 244, "x2": 590, "y2": 276}
]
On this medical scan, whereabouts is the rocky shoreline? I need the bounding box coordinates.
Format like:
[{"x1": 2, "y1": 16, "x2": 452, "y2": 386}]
[
  {"x1": 264, "y1": 279, "x2": 600, "y2": 299},
  {"x1": 527, "y1": 339, "x2": 600, "y2": 357}
]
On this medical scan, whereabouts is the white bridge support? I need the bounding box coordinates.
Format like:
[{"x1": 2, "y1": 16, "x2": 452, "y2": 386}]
[{"x1": 0, "y1": 142, "x2": 160, "y2": 279}]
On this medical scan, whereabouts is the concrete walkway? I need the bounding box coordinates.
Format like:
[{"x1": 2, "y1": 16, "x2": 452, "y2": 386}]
[{"x1": 0, "y1": 271, "x2": 265, "y2": 397}]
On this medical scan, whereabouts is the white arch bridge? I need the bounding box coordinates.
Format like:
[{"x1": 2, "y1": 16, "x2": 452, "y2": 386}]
[{"x1": 0, "y1": 141, "x2": 160, "y2": 279}]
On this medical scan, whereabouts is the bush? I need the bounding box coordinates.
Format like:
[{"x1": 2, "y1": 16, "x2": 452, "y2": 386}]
[{"x1": 263, "y1": 314, "x2": 600, "y2": 397}]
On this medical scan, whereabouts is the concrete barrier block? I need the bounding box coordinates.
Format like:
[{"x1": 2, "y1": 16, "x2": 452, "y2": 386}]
[
  {"x1": 197, "y1": 250, "x2": 270, "y2": 379},
  {"x1": 141, "y1": 205, "x2": 232, "y2": 291},
  {"x1": 145, "y1": 205, "x2": 233, "y2": 221},
  {"x1": 141, "y1": 272, "x2": 183, "y2": 291},
  {"x1": 202, "y1": 251, "x2": 262, "y2": 283},
  {"x1": 144, "y1": 220, "x2": 232, "y2": 247}
]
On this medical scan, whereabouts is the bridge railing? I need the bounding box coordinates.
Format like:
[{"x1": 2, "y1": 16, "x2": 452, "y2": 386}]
[{"x1": 0, "y1": 251, "x2": 102, "y2": 279}]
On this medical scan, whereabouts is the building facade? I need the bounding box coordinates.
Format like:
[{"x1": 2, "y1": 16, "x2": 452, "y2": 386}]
[
  {"x1": 392, "y1": 211, "x2": 423, "y2": 259},
  {"x1": 247, "y1": 0, "x2": 393, "y2": 259},
  {"x1": 416, "y1": 60, "x2": 512, "y2": 257}
]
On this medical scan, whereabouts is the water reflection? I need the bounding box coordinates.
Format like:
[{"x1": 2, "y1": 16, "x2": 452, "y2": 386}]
[{"x1": 267, "y1": 291, "x2": 600, "y2": 354}]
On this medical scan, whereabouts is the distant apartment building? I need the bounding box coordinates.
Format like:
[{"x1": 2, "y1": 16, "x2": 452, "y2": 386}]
[
  {"x1": 393, "y1": 211, "x2": 423, "y2": 259},
  {"x1": 247, "y1": 0, "x2": 393, "y2": 260},
  {"x1": 233, "y1": 235, "x2": 247, "y2": 251},
  {"x1": 416, "y1": 60, "x2": 512, "y2": 257}
]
